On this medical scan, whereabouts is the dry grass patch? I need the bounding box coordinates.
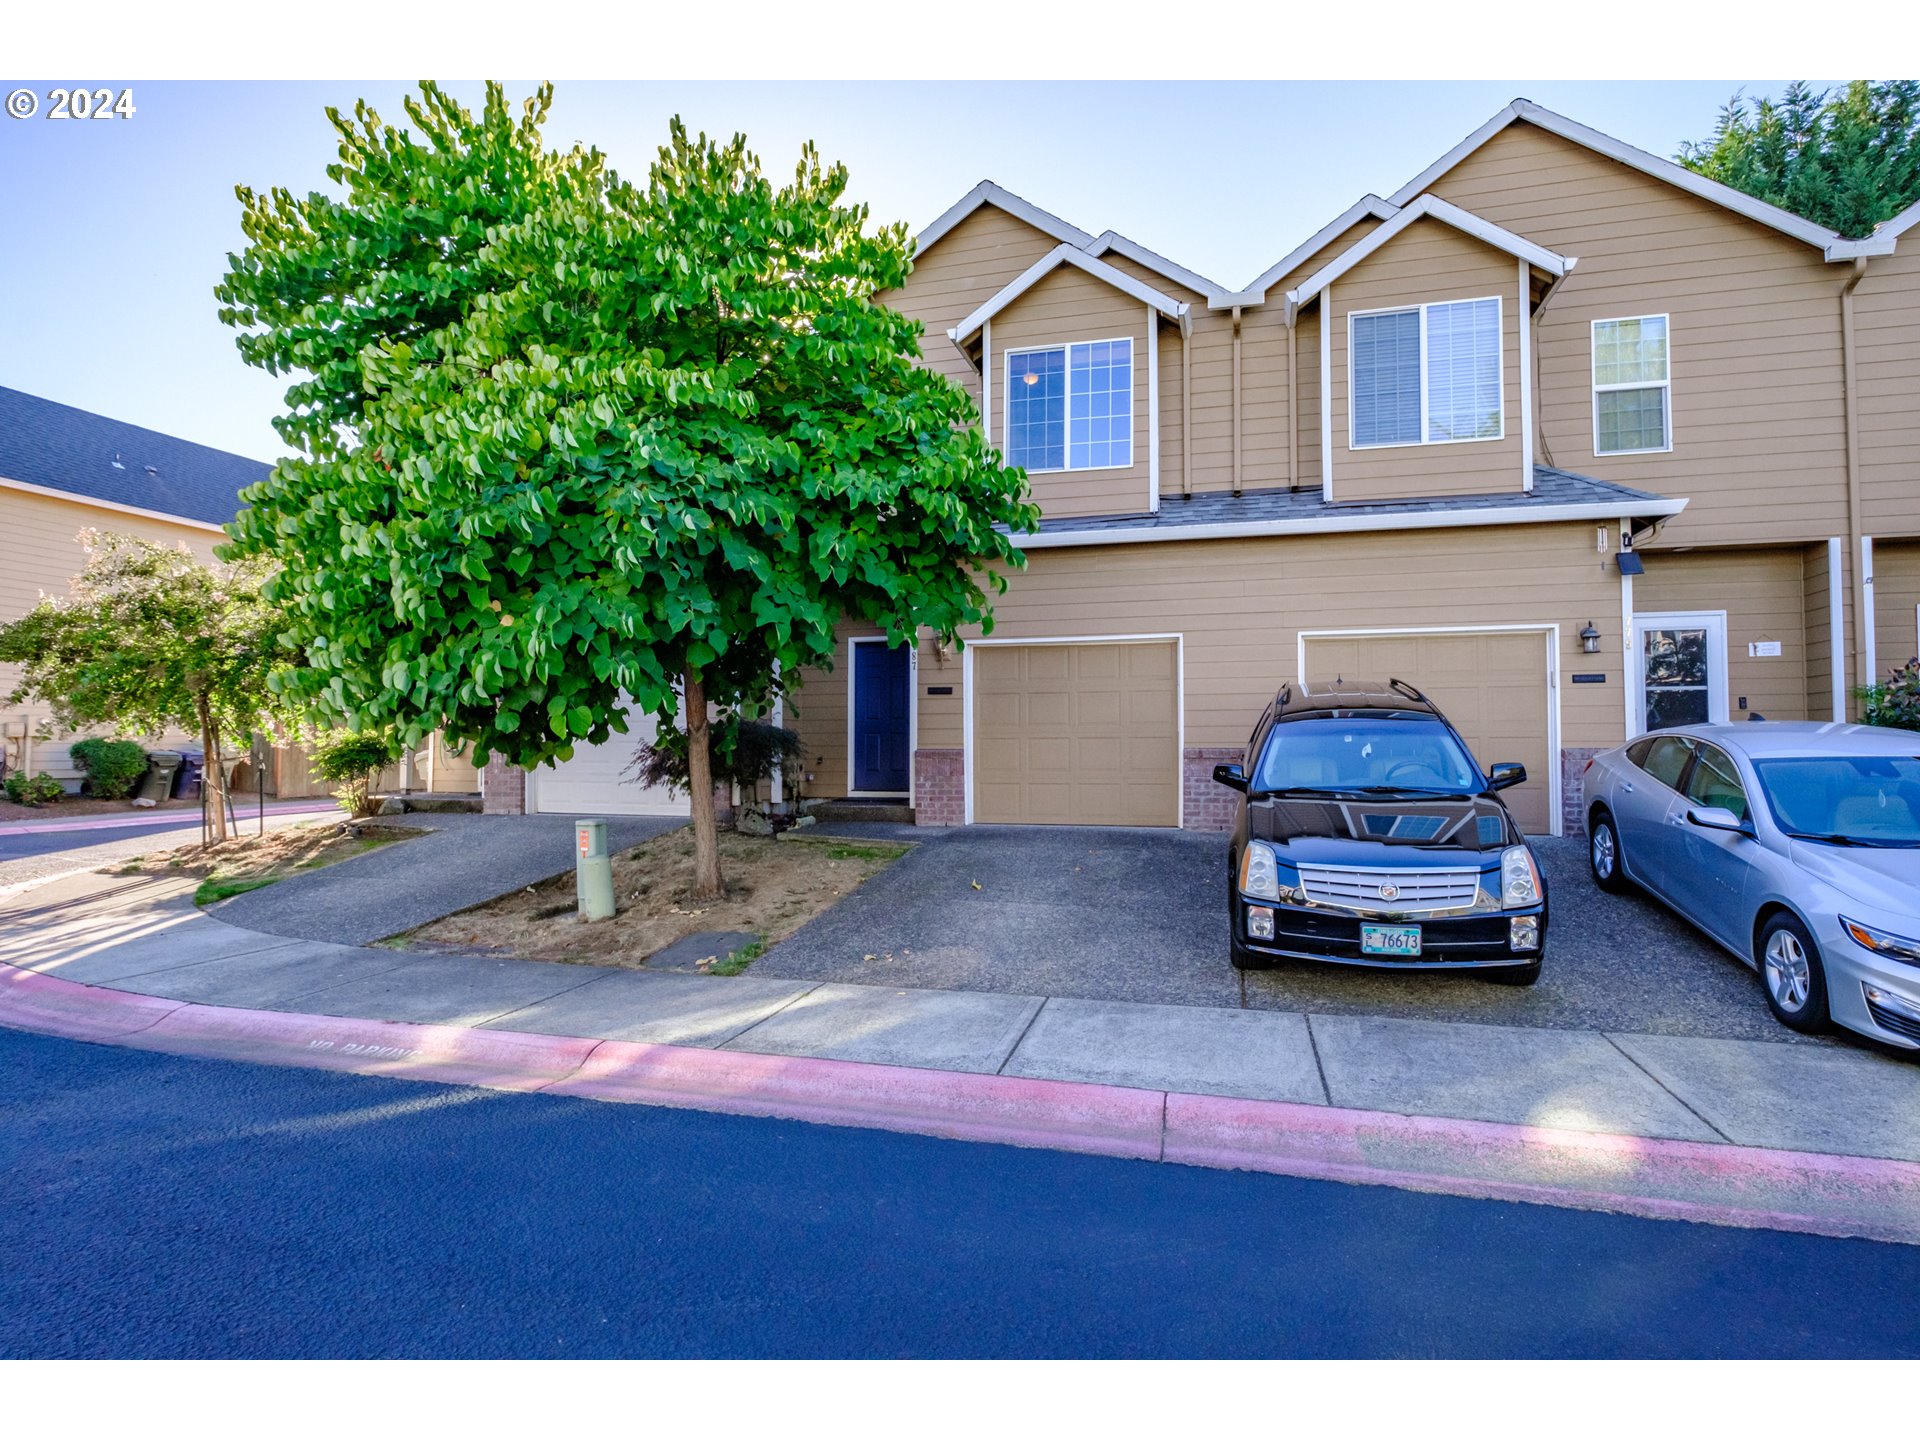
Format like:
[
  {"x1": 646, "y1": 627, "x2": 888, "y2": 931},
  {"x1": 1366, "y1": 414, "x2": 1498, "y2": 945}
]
[
  {"x1": 111, "y1": 820, "x2": 426, "y2": 905},
  {"x1": 399, "y1": 829, "x2": 912, "y2": 971}
]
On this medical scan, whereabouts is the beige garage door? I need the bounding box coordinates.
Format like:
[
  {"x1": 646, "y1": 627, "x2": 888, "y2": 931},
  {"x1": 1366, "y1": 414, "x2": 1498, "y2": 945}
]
[
  {"x1": 1303, "y1": 630, "x2": 1553, "y2": 834},
  {"x1": 973, "y1": 641, "x2": 1179, "y2": 826}
]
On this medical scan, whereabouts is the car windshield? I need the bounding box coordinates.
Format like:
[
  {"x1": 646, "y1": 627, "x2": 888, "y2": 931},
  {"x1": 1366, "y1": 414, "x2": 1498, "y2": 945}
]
[
  {"x1": 1252, "y1": 716, "x2": 1480, "y2": 796},
  {"x1": 1752, "y1": 754, "x2": 1920, "y2": 846}
]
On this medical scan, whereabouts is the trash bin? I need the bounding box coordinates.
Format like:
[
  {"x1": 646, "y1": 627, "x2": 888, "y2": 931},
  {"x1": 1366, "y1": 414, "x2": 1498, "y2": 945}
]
[
  {"x1": 139, "y1": 751, "x2": 183, "y2": 803},
  {"x1": 171, "y1": 747, "x2": 205, "y2": 800}
]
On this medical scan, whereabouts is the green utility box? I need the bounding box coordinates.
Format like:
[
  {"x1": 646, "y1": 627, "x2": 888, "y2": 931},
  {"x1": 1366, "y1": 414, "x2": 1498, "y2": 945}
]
[{"x1": 575, "y1": 819, "x2": 614, "y2": 921}]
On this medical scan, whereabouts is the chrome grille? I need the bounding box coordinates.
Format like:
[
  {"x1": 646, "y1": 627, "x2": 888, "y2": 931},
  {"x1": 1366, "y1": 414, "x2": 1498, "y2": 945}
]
[{"x1": 1297, "y1": 863, "x2": 1481, "y2": 913}]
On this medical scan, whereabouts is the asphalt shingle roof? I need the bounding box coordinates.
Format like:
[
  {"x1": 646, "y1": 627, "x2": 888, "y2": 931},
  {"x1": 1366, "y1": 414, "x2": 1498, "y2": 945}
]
[
  {"x1": 1018, "y1": 464, "x2": 1675, "y2": 536},
  {"x1": 0, "y1": 386, "x2": 271, "y2": 527}
]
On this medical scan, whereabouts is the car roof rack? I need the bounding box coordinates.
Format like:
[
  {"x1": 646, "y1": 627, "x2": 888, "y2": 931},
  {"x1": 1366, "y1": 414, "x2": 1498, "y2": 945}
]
[
  {"x1": 1272, "y1": 681, "x2": 1292, "y2": 709},
  {"x1": 1388, "y1": 677, "x2": 1431, "y2": 706}
]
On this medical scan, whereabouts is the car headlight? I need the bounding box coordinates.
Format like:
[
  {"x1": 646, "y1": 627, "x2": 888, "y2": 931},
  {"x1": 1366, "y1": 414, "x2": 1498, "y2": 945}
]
[
  {"x1": 1842, "y1": 916, "x2": 1920, "y2": 965},
  {"x1": 1240, "y1": 841, "x2": 1281, "y2": 901},
  {"x1": 1500, "y1": 845, "x2": 1541, "y2": 907}
]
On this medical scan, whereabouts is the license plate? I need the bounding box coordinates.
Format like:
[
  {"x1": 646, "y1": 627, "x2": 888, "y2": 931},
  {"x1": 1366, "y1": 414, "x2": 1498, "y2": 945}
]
[{"x1": 1361, "y1": 924, "x2": 1422, "y2": 957}]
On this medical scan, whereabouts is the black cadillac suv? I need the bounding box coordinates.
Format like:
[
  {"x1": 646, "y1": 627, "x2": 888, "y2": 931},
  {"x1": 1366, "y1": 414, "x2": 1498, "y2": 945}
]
[{"x1": 1213, "y1": 679, "x2": 1547, "y2": 984}]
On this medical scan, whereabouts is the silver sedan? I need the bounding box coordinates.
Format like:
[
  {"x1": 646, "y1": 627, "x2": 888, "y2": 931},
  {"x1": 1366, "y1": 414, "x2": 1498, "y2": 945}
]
[{"x1": 1582, "y1": 722, "x2": 1920, "y2": 1048}]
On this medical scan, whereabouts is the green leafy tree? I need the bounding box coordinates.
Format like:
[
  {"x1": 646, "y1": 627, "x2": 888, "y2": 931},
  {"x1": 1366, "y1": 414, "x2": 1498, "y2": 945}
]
[
  {"x1": 217, "y1": 83, "x2": 1034, "y2": 897},
  {"x1": 309, "y1": 729, "x2": 404, "y2": 818},
  {"x1": 1678, "y1": 81, "x2": 1920, "y2": 237},
  {"x1": 0, "y1": 532, "x2": 295, "y2": 841}
]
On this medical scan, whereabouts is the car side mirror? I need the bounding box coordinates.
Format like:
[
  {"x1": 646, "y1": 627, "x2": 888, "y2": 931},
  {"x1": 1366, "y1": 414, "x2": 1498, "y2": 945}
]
[
  {"x1": 1213, "y1": 763, "x2": 1248, "y2": 793},
  {"x1": 1487, "y1": 762, "x2": 1527, "y2": 791},
  {"x1": 1686, "y1": 805, "x2": 1747, "y2": 833}
]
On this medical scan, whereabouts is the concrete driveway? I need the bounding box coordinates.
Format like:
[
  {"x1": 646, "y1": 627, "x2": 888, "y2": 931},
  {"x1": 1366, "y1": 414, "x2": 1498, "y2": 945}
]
[{"x1": 755, "y1": 825, "x2": 1840, "y2": 1045}]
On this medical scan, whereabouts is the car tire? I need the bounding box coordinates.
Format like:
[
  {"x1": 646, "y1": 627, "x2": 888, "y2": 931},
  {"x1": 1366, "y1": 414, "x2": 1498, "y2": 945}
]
[
  {"x1": 1758, "y1": 912, "x2": 1831, "y2": 1033},
  {"x1": 1588, "y1": 809, "x2": 1632, "y2": 894},
  {"x1": 1230, "y1": 940, "x2": 1277, "y2": 971},
  {"x1": 1484, "y1": 957, "x2": 1543, "y2": 987}
]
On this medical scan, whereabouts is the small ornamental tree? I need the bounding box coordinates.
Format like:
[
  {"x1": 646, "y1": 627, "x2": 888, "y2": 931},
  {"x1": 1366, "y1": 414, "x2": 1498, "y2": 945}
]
[
  {"x1": 217, "y1": 83, "x2": 1034, "y2": 897},
  {"x1": 0, "y1": 532, "x2": 295, "y2": 841}
]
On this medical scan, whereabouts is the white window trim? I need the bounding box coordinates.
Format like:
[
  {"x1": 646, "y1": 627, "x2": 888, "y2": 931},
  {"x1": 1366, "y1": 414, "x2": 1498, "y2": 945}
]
[
  {"x1": 1629, "y1": 610, "x2": 1729, "y2": 738},
  {"x1": 961, "y1": 633, "x2": 1184, "y2": 828},
  {"x1": 1346, "y1": 295, "x2": 1505, "y2": 451},
  {"x1": 1001, "y1": 336, "x2": 1135, "y2": 476},
  {"x1": 846, "y1": 635, "x2": 916, "y2": 799},
  {"x1": 1296, "y1": 623, "x2": 1563, "y2": 838},
  {"x1": 1591, "y1": 314, "x2": 1674, "y2": 456}
]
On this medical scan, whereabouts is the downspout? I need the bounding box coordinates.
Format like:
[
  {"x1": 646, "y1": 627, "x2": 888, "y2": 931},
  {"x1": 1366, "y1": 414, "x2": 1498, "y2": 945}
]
[
  {"x1": 1231, "y1": 306, "x2": 1243, "y2": 496},
  {"x1": 1180, "y1": 312, "x2": 1193, "y2": 499},
  {"x1": 1840, "y1": 257, "x2": 1870, "y2": 709},
  {"x1": 1529, "y1": 267, "x2": 1574, "y2": 471}
]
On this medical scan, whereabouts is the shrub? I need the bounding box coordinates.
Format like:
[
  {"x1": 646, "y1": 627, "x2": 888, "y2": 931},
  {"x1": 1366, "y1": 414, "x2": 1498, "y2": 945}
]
[
  {"x1": 69, "y1": 737, "x2": 151, "y2": 800},
  {"x1": 309, "y1": 730, "x2": 402, "y2": 818},
  {"x1": 1858, "y1": 657, "x2": 1920, "y2": 733},
  {"x1": 627, "y1": 717, "x2": 804, "y2": 810},
  {"x1": 4, "y1": 771, "x2": 66, "y2": 806}
]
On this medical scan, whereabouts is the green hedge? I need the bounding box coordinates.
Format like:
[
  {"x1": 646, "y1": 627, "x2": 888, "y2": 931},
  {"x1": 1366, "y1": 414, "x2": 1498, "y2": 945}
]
[
  {"x1": 70, "y1": 737, "x2": 152, "y2": 799},
  {"x1": 4, "y1": 771, "x2": 65, "y2": 806}
]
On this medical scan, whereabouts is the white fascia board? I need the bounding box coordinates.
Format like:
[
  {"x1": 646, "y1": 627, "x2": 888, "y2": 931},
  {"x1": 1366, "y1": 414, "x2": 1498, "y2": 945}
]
[
  {"x1": 1010, "y1": 494, "x2": 1688, "y2": 550},
  {"x1": 948, "y1": 245, "x2": 1190, "y2": 348},
  {"x1": 1086, "y1": 230, "x2": 1228, "y2": 302},
  {"x1": 914, "y1": 180, "x2": 1096, "y2": 259},
  {"x1": 1284, "y1": 194, "x2": 1572, "y2": 311},
  {"x1": 1827, "y1": 234, "x2": 1899, "y2": 260},
  {"x1": 1225, "y1": 195, "x2": 1401, "y2": 308},
  {"x1": 1390, "y1": 98, "x2": 1850, "y2": 258},
  {"x1": 0, "y1": 473, "x2": 228, "y2": 534}
]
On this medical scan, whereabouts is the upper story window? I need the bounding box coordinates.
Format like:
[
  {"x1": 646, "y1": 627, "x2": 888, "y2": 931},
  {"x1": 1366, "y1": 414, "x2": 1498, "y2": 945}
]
[
  {"x1": 1005, "y1": 338, "x2": 1132, "y2": 473},
  {"x1": 1350, "y1": 296, "x2": 1503, "y2": 449},
  {"x1": 1593, "y1": 315, "x2": 1671, "y2": 454}
]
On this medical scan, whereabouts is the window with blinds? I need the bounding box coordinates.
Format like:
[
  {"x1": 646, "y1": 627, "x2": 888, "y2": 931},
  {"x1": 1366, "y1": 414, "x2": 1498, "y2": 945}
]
[{"x1": 1348, "y1": 296, "x2": 1504, "y2": 449}]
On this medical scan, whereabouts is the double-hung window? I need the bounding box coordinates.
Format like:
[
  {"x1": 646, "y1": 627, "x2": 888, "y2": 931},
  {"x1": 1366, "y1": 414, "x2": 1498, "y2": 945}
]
[
  {"x1": 1349, "y1": 296, "x2": 1503, "y2": 448},
  {"x1": 1593, "y1": 315, "x2": 1671, "y2": 454},
  {"x1": 1005, "y1": 338, "x2": 1132, "y2": 472}
]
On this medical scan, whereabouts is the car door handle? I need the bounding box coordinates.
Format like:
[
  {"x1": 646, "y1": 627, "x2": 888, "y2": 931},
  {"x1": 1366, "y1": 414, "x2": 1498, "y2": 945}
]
[
  {"x1": 1621, "y1": 782, "x2": 1634, "y2": 793},
  {"x1": 1669, "y1": 814, "x2": 1687, "y2": 826}
]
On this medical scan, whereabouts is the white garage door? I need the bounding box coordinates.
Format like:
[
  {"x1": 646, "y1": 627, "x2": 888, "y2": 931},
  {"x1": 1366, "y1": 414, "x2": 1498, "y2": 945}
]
[{"x1": 527, "y1": 700, "x2": 690, "y2": 817}]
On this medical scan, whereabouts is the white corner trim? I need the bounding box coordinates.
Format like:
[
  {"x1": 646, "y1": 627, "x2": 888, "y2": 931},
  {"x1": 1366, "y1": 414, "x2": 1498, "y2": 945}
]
[
  {"x1": 1862, "y1": 535, "x2": 1878, "y2": 691},
  {"x1": 1146, "y1": 303, "x2": 1161, "y2": 515},
  {"x1": 1827, "y1": 535, "x2": 1845, "y2": 721},
  {"x1": 1089, "y1": 230, "x2": 1227, "y2": 300},
  {"x1": 981, "y1": 319, "x2": 993, "y2": 447},
  {"x1": 1319, "y1": 284, "x2": 1333, "y2": 500},
  {"x1": 915, "y1": 180, "x2": 1095, "y2": 259},
  {"x1": 1011, "y1": 493, "x2": 1688, "y2": 551},
  {"x1": 1390, "y1": 98, "x2": 1854, "y2": 260},
  {"x1": 948, "y1": 244, "x2": 1190, "y2": 348},
  {"x1": 1228, "y1": 195, "x2": 1401, "y2": 307},
  {"x1": 1286, "y1": 194, "x2": 1572, "y2": 312},
  {"x1": 1620, "y1": 522, "x2": 1636, "y2": 739},
  {"x1": 1518, "y1": 258, "x2": 1534, "y2": 490},
  {"x1": 0, "y1": 473, "x2": 230, "y2": 534},
  {"x1": 1297, "y1": 621, "x2": 1564, "y2": 838}
]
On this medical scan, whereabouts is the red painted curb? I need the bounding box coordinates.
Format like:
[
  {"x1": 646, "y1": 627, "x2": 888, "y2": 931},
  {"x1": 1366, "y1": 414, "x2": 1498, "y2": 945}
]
[
  {"x1": 1163, "y1": 1091, "x2": 1920, "y2": 1245},
  {"x1": 0, "y1": 965, "x2": 184, "y2": 1043},
  {"x1": 549, "y1": 1040, "x2": 1165, "y2": 1159}
]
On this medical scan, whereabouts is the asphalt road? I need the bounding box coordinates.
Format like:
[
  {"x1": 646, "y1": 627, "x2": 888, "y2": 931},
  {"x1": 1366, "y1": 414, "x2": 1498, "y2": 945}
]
[
  {"x1": 0, "y1": 807, "x2": 332, "y2": 893},
  {"x1": 4, "y1": 1027, "x2": 1916, "y2": 1359},
  {"x1": 758, "y1": 826, "x2": 1838, "y2": 1045}
]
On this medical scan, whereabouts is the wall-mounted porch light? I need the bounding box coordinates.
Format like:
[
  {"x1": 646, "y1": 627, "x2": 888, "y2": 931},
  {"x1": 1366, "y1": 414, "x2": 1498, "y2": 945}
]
[{"x1": 1580, "y1": 622, "x2": 1602, "y2": 654}]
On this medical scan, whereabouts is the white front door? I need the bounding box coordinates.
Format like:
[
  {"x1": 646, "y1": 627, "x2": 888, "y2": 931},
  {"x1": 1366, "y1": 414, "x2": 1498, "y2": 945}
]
[{"x1": 1630, "y1": 611, "x2": 1728, "y2": 735}]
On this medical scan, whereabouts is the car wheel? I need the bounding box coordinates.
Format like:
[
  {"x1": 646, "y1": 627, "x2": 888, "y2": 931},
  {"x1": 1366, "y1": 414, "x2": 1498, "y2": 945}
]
[
  {"x1": 1758, "y1": 913, "x2": 1830, "y2": 1033},
  {"x1": 1588, "y1": 809, "x2": 1632, "y2": 894},
  {"x1": 1484, "y1": 957, "x2": 1542, "y2": 987},
  {"x1": 1230, "y1": 940, "x2": 1277, "y2": 971}
]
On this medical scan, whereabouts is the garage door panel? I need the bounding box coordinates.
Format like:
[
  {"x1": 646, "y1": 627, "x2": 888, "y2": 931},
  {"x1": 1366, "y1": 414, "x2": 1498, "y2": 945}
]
[
  {"x1": 973, "y1": 641, "x2": 1178, "y2": 827},
  {"x1": 530, "y1": 699, "x2": 690, "y2": 817},
  {"x1": 1304, "y1": 632, "x2": 1552, "y2": 835}
]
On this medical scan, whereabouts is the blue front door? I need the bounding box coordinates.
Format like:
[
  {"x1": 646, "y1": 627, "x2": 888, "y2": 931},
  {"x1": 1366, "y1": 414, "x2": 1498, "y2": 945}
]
[{"x1": 853, "y1": 642, "x2": 911, "y2": 793}]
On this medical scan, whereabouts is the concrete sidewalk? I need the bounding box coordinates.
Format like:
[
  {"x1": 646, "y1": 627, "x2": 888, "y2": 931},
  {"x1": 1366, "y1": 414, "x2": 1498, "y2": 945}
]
[{"x1": 5, "y1": 868, "x2": 1919, "y2": 1242}]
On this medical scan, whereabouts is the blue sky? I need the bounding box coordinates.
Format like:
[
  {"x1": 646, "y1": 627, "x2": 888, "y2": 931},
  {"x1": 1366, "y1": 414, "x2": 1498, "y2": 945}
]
[{"x1": 0, "y1": 79, "x2": 1820, "y2": 461}]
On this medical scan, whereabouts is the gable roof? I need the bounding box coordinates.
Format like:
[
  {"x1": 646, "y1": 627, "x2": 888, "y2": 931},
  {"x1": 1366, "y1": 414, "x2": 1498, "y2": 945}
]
[
  {"x1": 1226, "y1": 195, "x2": 1399, "y2": 307},
  {"x1": 1284, "y1": 194, "x2": 1574, "y2": 315},
  {"x1": 948, "y1": 244, "x2": 1191, "y2": 348},
  {"x1": 1085, "y1": 230, "x2": 1228, "y2": 299},
  {"x1": 914, "y1": 180, "x2": 1096, "y2": 258},
  {"x1": 0, "y1": 386, "x2": 269, "y2": 529},
  {"x1": 1393, "y1": 98, "x2": 1887, "y2": 262}
]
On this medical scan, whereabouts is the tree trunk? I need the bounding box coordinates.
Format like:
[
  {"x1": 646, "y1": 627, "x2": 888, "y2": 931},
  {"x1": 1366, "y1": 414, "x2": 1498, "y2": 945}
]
[
  {"x1": 683, "y1": 667, "x2": 725, "y2": 901},
  {"x1": 195, "y1": 693, "x2": 229, "y2": 844}
]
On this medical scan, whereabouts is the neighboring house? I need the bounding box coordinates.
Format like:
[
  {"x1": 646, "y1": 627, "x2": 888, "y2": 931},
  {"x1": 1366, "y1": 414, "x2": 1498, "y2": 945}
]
[
  {"x1": 0, "y1": 386, "x2": 267, "y2": 788},
  {"x1": 486, "y1": 98, "x2": 1920, "y2": 837}
]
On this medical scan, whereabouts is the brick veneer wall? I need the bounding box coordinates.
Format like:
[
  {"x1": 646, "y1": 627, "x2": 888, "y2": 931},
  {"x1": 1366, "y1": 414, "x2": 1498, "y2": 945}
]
[
  {"x1": 1559, "y1": 746, "x2": 1605, "y2": 837},
  {"x1": 481, "y1": 756, "x2": 524, "y2": 815},
  {"x1": 1183, "y1": 746, "x2": 1243, "y2": 832},
  {"x1": 914, "y1": 748, "x2": 964, "y2": 826}
]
